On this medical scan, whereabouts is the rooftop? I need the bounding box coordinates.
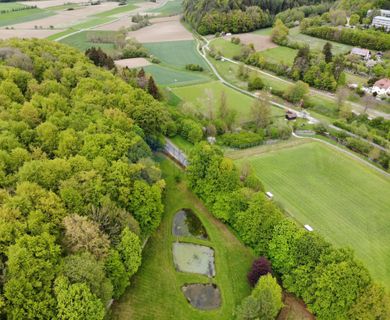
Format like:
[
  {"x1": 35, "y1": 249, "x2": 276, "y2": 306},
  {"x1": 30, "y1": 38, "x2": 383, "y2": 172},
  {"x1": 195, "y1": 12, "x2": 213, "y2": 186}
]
[{"x1": 374, "y1": 78, "x2": 390, "y2": 90}]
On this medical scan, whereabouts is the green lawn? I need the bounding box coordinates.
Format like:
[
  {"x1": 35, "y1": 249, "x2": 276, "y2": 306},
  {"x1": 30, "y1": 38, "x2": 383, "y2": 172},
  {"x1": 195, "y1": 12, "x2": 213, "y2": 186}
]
[
  {"x1": 147, "y1": 0, "x2": 183, "y2": 16},
  {"x1": 58, "y1": 30, "x2": 117, "y2": 52},
  {"x1": 143, "y1": 40, "x2": 208, "y2": 70},
  {"x1": 144, "y1": 64, "x2": 210, "y2": 86},
  {"x1": 288, "y1": 27, "x2": 352, "y2": 55},
  {"x1": 0, "y1": 2, "x2": 27, "y2": 10},
  {"x1": 210, "y1": 38, "x2": 241, "y2": 59},
  {"x1": 172, "y1": 81, "x2": 285, "y2": 122},
  {"x1": 111, "y1": 155, "x2": 255, "y2": 319},
  {"x1": 234, "y1": 140, "x2": 390, "y2": 288},
  {"x1": 252, "y1": 27, "x2": 273, "y2": 36},
  {"x1": 0, "y1": 7, "x2": 54, "y2": 27},
  {"x1": 259, "y1": 46, "x2": 297, "y2": 66},
  {"x1": 169, "y1": 136, "x2": 195, "y2": 154},
  {"x1": 92, "y1": 3, "x2": 136, "y2": 18}
]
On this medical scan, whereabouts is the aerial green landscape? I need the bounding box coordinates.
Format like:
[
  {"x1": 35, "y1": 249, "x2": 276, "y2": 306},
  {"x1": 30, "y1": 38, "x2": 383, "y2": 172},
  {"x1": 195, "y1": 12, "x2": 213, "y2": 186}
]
[{"x1": 0, "y1": 0, "x2": 390, "y2": 319}]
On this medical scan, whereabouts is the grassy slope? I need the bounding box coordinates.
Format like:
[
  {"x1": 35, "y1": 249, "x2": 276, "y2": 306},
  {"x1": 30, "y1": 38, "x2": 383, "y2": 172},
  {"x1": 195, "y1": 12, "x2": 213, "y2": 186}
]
[
  {"x1": 111, "y1": 155, "x2": 255, "y2": 319},
  {"x1": 234, "y1": 140, "x2": 390, "y2": 288},
  {"x1": 93, "y1": 3, "x2": 136, "y2": 18},
  {"x1": 252, "y1": 27, "x2": 273, "y2": 36},
  {"x1": 143, "y1": 40, "x2": 208, "y2": 69},
  {"x1": 0, "y1": 8, "x2": 54, "y2": 27},
  {"x1": 288, "y1": 27, "x2": 352, "y2": 55}
]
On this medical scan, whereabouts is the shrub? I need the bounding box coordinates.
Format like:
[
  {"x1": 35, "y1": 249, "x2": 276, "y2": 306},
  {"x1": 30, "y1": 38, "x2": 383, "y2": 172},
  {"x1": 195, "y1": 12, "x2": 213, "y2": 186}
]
[
  {"x1": 219, "y1": 131, "x2": 264, "y2": 149},
  {"x1": 248, "y1": 76, "x2": 264, "y2": 91},
  {"x1": 185, "y1": 64, "x2": 204, "y2": 72},
  {"x1": 247, "y1": 256, "x2": 272, "y2": 287}
]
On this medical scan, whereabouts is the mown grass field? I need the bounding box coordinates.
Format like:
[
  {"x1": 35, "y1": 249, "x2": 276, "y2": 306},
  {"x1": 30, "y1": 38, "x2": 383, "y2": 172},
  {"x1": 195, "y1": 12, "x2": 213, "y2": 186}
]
[
  {"x1": 210, "y1": 38, "x2": 241, "y2": 59},
  {"x1": 172, "y1": 81, "x2": 260, "y2": 122},
  {"x1": 143, "y1": 40, "x2": 208, "y2": 69},
  {"x1": 144, "y1": 64, "x2": 210, "y2": 86},
  {"x1": 93, "y1": 3, "x2": 136, "y2": 18},
  {"x1": 147, "y1": 0, "x2": 183, "y2": 16},
  {"x1": 288, "y1": 27, "x2": 352, "y2": 55},
  {"x1": 111, "y1": 156, "x2": 255, "y2": 319},
  {"x1": 259, "y1": 46, "x2": 297, "y2": 66},
  {"x1": 233, "y1": 140, "x2": 390, "y2": 288},
  {"x1": 58, "y1": 30, "x2": 117, "y2": 52},
  {"x1": 0, "y1": 7, "x2": 54, "y2": 27},
  {"x1": 252, "y1": 27, "x2": 273, "y2": 36}
]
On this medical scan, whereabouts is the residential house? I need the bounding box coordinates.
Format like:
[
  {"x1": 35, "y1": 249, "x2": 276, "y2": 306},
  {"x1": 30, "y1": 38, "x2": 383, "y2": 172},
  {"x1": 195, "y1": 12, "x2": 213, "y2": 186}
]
[
  {"x1": 351, "y1": 47, "x2": 371, "y2": 60},
  {"x1": 372, "y1": 78, "x2": 390, "y2": 96}
]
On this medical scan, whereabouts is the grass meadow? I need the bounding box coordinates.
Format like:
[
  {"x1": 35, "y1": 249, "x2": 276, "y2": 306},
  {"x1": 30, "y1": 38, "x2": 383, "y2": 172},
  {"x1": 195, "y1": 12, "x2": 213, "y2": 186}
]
[
  {"x1": 58, "y1": 30, "x2": 117, "y2": 52},
  {"x1": 111, "y1": 155, "x2": 255, "y2": 319},
  {"x1": 147, "y1": 0, "x2": 183, "y2": 16},
  {"x1": 0, "y1": 7, "x2": 54, "y2": 27},
  {"x1": 143, "y1": 40, "x2": 208, "y2": 69},
  {"x1": 259, "y1": 46, "x2": 297, "y2": 66},
  {"x1": 144, "y1": 65, "x2": 210, "y2": 86},
  {"x1": 210, "y1": 38, "x2": 242, "y2": 59},
  {"x1": 233, "y1": 140, "x2": 390, "y2": 288}
]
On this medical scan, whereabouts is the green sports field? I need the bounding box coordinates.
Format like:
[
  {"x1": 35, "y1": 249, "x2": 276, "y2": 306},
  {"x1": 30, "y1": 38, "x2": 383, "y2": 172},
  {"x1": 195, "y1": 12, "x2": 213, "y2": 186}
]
[
  {"x1": 234, "y1": 140, "x2": 390, "y2": 288},
  {"x1": 143, "y1": 40, "x2": 208, "y2": 69}
]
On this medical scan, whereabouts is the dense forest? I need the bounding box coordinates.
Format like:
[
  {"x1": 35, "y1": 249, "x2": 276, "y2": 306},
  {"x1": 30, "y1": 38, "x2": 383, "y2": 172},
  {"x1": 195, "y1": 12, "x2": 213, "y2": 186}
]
[{"x1": 0, "y1": 39, "x2": 171, "y2": 319}]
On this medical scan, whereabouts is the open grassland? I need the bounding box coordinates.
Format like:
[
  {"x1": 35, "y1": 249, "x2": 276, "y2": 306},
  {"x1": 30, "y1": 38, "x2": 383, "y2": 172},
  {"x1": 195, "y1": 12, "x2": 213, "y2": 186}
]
[
  {"x1": 252, "y1": 27, "x2": 273, "y2": 36},
  {"x1": 211, "y1": 38, "x2": 242, "y2": 59},
  {"x1": 147, "y1": 0, "x2": 183, "y2": 16},
  {"x1": 234, "y1": 140, "x2": 390, "y2": 288},
  {"x1": 289, "y1": 27, "x2": 352, "y2": 54},
  {"x1": 144, "y1": 40, "x2": 208, "y2": 69},
  {"x1": 0, "y1": 7, "x2": 54, "y2": 27},
  {"x1": 111, "y1": 156, "x2": 255, "y2": 319},
  {"x1": 58, "y1": 30, "x2": 117, "y2": 52},
  {"x1": 259, "y1": 46, "x2": 297, "y2": 66},
  {"x1": 172, "y1": 81, "x2": 284, "y2": 122},
  {"x1": 92, "y1": 3, "x2": 136, "y2": 18},
  {"x1": 144, "y1": 64, "x2": 210, "y2": 86},
  {"x1": 0, "y1": 2, "x2": 27, "y2": 10}
]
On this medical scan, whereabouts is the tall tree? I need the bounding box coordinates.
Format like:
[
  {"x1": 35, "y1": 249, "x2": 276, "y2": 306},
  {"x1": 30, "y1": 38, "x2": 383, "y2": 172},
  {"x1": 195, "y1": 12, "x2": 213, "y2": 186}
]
[
  {"x1": 147, "y1": 76, "x2": 160, "y2": 100},
  {"x1": 323, "y1": 42, "x2": 333, "y2": 63},
  {"x1": 250, "y1": 97, "x2": 271, "y2": 130},
  {"x1": 116, "y1": 227, "x2": 142, "y2": 278},
  {"x1": 247, "y1": 256, "x2": 272, "y2": 287}
]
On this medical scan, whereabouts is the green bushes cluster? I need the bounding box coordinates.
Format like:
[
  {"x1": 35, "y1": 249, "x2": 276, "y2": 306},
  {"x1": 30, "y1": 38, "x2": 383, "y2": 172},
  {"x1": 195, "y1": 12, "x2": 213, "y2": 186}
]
[
  {"x1": 302, "y1": 26, "x2": 390, "y2": 51},
  {"x1": 187, "y1": 142, "x2": 390, "y2": 319},
  {"x1": 185, "y1": 64, "x2": 204, "y2": 71},
  {"x1": 0, "y1": 38, "x2": 170, "y2": 319},
  {"x1": 218, "y1": 131, "x2": 264, "y2": 149}
]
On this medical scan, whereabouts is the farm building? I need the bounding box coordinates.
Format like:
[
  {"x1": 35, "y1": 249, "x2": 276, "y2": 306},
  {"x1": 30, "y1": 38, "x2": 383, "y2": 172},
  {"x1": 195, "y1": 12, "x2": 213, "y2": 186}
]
[
  {"x1": 372, "y1": 78, "x2": 390, "y2": 96},
  {"x1": 350, "y1": 48, "x2": 371, "y2": 60}
]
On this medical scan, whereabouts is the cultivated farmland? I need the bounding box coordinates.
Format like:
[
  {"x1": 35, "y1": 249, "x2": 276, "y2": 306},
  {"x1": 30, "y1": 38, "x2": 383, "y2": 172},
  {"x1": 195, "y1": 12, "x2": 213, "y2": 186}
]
[{"x1": 233, "y1": 140, "x2": 390, "y2": 288}]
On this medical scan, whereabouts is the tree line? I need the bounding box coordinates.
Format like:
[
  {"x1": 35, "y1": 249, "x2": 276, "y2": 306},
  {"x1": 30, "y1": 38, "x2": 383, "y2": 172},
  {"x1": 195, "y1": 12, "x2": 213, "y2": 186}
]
[
  {"x1": 187, "y1": 142, "x2": 390, "y2": 319},
  {"x1": 0, "y1": 38, "x2": 171, "y2": 319}
]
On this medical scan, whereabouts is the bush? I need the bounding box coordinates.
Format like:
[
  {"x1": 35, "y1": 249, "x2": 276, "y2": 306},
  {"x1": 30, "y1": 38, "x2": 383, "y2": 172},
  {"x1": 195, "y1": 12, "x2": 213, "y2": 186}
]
[
  {"x1": 247, "y1": 256, "x2": 272, "y2": 287},
  {"x1": 231, "y1": 36, "x2": 241, "y2": 44},
  {"x1": 219, "y1": 131, "x2": 264, "y2": 149},
  {"x1": 185, "y1": 64, "x2": 204, "y2": 72},
  {"x1": 248, "y1": 76, "x2": 264, "y2": 91},
  {"x1": 180, "y1": 119, "x2": 203, "y2": 144}
]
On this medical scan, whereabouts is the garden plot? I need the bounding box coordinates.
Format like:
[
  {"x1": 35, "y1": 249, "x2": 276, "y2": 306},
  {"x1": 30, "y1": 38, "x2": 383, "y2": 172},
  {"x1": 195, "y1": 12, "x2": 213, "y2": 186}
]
[
  {"x1": 126, "y1": 15, "x2": 193, "y2": 43},
  {"x1": 224, "y1": 33, "x2": 277, "y2": 51},
  {"x1": 114, "y1": 57, "x2": 151, "y2": 68},
  {"x1": 172, "y1": 242, "x2": 216, "y2": 277}
]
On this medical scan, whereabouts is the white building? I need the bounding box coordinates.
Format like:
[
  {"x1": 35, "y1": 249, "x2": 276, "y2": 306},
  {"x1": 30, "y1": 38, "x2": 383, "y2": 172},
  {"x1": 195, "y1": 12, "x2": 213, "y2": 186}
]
[
  {"x1": 350, "y1": 47, "x2": 371, "y2": 60},
  {"x1": 372, "y1": 15, "x2": 390, "y2": 30},
  {"x1": 372, "y1": 78, "x2": 390, "y2": 96}
]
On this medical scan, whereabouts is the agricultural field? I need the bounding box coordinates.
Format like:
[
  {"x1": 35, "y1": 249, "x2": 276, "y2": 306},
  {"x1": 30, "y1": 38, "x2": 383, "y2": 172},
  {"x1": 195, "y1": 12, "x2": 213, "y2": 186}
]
[
  {"x1": 172, "y1": 81, "x2": 284, "y2": 122},
  {"x1": 147, "y1": 0, "x2": 183, "y2": 16},
  {"x1": 0, "y1": 6, "x2": 54, "y2": 27},
  {"x1": 232, "y1": 140, "x2": 390, "y2": 288},
  {"x1": 58, "y1": 30, "x2": 117, "y2": 52},
  {"x1": 92, "y1": 3, "x2": 137, "y2": 18},
  {"x1": 144, "y1": 64, "x2": 210, "y2": 86},
  {"x1": 288, "y1": 27, "x2": 352, "y2": 55},
  {"x1": 144, "y1": 40, "x2": 208, "y2": 69}
]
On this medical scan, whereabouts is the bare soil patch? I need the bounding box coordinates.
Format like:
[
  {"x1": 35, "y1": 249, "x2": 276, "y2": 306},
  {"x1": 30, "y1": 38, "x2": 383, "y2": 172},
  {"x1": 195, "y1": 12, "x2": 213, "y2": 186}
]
[
  {"x1": 126, "y1": 15, "x2": 192, "y2": 43},
  {"x1": 0, "y1": 29, "x2": 63, "y2": 39},
  {"x1": 6, "y1": 2, "x2": 118, "y2": 29},
  {"x1": 114, "y1": 57, "x2": 151, "y2": 68},
  {"x1": 224, "y1": 33, "x2": 277, "y2": 51}
]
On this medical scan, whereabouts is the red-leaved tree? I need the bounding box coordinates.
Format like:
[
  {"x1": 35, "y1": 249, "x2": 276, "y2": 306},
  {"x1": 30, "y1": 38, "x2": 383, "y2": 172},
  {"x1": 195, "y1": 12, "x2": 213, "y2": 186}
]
[{"x1": 247, "y1": 256, "x2": 272, "y2": 287}]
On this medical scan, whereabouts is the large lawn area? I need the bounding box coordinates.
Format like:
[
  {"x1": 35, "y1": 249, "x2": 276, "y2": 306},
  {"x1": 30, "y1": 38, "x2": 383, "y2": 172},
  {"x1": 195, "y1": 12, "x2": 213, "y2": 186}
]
[
  {"x1": 233, "y1": 140, "x2": 390, "y2": 288},
  {"x1": 111, "y1": 155, "x2": 255, "y2": 319},
  {"x1": 143, "y1": 40, "x2": 208, "y2": 69},
  {"x1": 259, "y1": 46, "x2": 297, "y2": 66},
  {"x1": 144, "y1": 64, "x2": 210, "y2": 86},
  {"x1": 288, "y1": 27, "x2": 352, "y2": 55},
  {"x1": 210, "y1": 38, "x2": 241, "y2": 59},
  {"x1": 172, "y1": 81, "x2": 260, "y2": 122}
]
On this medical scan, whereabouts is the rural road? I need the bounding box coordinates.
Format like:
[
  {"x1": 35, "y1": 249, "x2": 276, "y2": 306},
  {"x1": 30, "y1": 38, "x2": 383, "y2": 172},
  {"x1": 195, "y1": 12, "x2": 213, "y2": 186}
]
[{"x1": 195, "y1": 35, "x2": 389, "y2": 153}]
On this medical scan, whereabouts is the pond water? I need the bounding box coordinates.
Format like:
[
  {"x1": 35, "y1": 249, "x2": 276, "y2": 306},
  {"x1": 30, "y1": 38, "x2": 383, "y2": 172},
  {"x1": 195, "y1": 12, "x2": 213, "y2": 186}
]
[
  {"x1": 172, "y1": 209, "x2": 208, "y2": 240},
  {"x1": 172, "y1": 242, "x2": 215, "y2": 277},
  {"x1": 182, "y1": 284, "x2": 221, "y2": 310}
]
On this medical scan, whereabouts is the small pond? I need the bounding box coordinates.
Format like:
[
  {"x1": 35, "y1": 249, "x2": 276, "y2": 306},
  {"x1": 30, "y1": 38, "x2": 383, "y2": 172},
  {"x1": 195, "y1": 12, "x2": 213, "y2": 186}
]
[
  {"x1": 172, "y1": 209, "x2": 208, "y2": 240},
  {"x1": 172, "y1": 243, "x2": 215, "y2": 277},
  {"x1": 182, "y1": 284, "x2": 221, "y2": 310}
]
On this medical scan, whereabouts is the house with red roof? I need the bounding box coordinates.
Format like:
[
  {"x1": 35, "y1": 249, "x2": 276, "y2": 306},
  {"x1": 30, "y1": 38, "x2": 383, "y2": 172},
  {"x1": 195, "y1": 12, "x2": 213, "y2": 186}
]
[{"x1": 372, "y1": 78, "x2": 390, "y2": 96}]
